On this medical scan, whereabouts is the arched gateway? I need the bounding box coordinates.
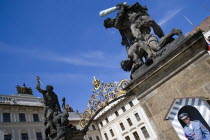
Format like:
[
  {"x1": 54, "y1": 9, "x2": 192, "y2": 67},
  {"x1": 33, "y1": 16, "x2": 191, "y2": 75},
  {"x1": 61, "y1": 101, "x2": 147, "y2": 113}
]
[{"x1": 80, "y1": 77, "x2": 130, "y2": 131}]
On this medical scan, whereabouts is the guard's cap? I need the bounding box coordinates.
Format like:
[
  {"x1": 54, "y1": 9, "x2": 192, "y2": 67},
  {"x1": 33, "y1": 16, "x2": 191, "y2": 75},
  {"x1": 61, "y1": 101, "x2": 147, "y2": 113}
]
[{"x1": 179, "y1": 113, "x2": 188, "y2": 120}]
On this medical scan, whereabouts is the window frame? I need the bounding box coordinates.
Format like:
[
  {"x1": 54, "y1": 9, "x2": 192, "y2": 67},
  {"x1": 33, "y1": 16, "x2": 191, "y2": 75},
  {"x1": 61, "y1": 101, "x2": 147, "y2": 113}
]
[
  {"x1": 110, "y1": 129, "x2": 115, "y2": 137},
  {"x1": 120, "y1": 122, "x2": 125, "y2": 130},
  {"x1": 100, "y1": 121, "x2": 103, "y2": 127},
  {"x1": 129, "y1": 101, "x2": 134, "y2": 107},
  {"x1": 115, "y1": 111, "x2": 119, "y2": 117},
  {"x1": 36, "y1": 132, "x2": 42, "y2": 140},
  {"x1": 19, "y1": 113, "x2": 26, "y2": 122},
  {"x1": 96, "y1": 136, "x2": 100, "y2": 140},
  {"x1": 141, "y1": 126, "x2": 150, "y2": 139},
  {"x1": 105, "y1": 118, "x2": 109, "y2": 123},
  {"x1": 3, "y1": 113, "x2": 10, "y2": 122},
  {"x1": 125, "y1": 136, "x2": 131, "y2": 140},
  {"x1": 121, "y1": 106, "x2": 126, "y2": 112},
  {"x1": 127, "y1": 118, "x2": 133, "y2": 126},
  {"x1": 4, "y1": 134, "x2": 12, "y2": 140},
  {"x1": 21, "y1": 133, "x2": 28, "y2": 140},
  {"x1": 133, "y1": 131, "x2": 140, "y2": 140},
  {"x1": 104, "y1": 133, "x2": 108, "y2": 140},
  {"x1": 92, "y1": 124, "x2": 96, "y2": 130},
  {"x1": 33, "y1": 114, "x2": 39, "y2": 122},
  {"x1": 134, "y1": 113, "x2": 141, "y2": 122}
]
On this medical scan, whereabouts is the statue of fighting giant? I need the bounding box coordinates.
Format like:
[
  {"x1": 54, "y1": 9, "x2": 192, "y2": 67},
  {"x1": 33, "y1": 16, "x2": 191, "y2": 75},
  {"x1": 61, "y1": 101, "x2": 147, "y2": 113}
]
[
  {"x1": 101, "y1": 2, "x2": 182, "y2": 73},
  {"x1": 36, "y1": 76, "x2": 70, "y2": 140}
]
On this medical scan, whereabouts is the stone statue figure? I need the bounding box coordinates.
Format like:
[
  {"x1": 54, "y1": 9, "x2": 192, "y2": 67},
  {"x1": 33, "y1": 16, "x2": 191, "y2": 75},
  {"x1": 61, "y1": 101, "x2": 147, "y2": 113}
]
[
  {"x1": 36, "y1": 76, "x2": 64, "y2": 140},
  {"x1": 16, "y1": 83, "x2": 33, "y2": 95},
  {"x1": 103, "y1": 2, "x2": 182, "y2": 72},
  {"x1": 36, "y1": 77, "x2": 86, "y2": 139},
  {"x1": 52, "y1": 97, "x2": 70, "y2": 138},
  {"x1": 16, "y1": 85, "x2": 22, "y2": 93}
]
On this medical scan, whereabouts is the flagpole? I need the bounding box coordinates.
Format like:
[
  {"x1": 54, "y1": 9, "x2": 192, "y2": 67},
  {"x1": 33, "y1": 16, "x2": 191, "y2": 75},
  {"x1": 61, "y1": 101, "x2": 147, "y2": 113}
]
[{"x1": 182, "y1": 15, "x2": 195, "y2": 28}]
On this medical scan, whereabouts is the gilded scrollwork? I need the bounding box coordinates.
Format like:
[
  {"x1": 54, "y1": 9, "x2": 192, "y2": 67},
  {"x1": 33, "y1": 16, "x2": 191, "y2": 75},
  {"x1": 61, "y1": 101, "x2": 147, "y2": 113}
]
[{"x1": 80, "y1": 77, "x2": 129, "y2": 129}]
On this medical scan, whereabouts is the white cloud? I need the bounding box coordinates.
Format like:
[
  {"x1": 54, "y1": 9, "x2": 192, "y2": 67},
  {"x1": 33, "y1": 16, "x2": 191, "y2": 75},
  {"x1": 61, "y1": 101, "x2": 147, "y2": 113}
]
[
  {"x1": 51, "y1": 55, "x2": 117, "y2": 68},
  {"x1": 158, "y1": 8, "x2": 183, "y2": 26},
  {"x1": 82, "y1": 51, "x2": 105, "y2": 59},
  {"x1": 0, "y1": 42, "x2": 119, "y2": 68}
]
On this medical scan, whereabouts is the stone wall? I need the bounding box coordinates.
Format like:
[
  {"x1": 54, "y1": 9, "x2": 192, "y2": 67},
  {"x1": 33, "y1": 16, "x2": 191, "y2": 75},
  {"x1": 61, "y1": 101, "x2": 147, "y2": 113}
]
[
  {"x1": 143, "y1": 54, "x2": 210, "y2": 140},
  {"x1": 125, "y1": 31, "x2": 210, "y2": 140}
]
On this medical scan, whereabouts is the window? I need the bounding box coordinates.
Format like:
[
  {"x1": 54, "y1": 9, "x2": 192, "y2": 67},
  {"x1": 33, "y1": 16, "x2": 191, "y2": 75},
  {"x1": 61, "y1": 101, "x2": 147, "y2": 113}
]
[
  {"x1": 104, "y1": 133, "x2": 108, "y2": 140},
  {"x1": 105, "y1": 118, "x2": 109, "y2": 123},
  {"x1": 33, "y1": 114, "x2": 39, "y2": 122},
  {"x1": 141, "y1": 126, "x2": 150, "y2": 139},
  {"x1": 122, "y1": 106, "x2": 126, "y2": 112},
  {"x1": 134, "y1": 113, "x2": 141, "y2": 121},
  {"x1": 92, "y1": 125, "x2": 96, "y2": 130},
  {"x1": 21, "y1": 133, "x2": 28, "y2": 140},
  {"x1": 89, "y1": 137, "x2": 93, "y2": 140},
  {"x1": 120, "y1": 122, "x2": 125, "y2": 130},
  {"x1": 96, "y1": 136, "x2": 100, "y2": 140},
  {"x1": 100, "y1": 121, "x2": 103, "y2": 127},
  {"x1": 115, "y1": 111, "x2": 119, "y2": 117},
  {"x1": 129, "y1": 101, "x2": 134, "y2": 107},
  {"x1": 125, "y1": 136, "x2": 130, "y2": 140},
  {"x1": 110, "y1": 129, "x2": 114, "y2": 137},
  {"x1": 133, "y1": 131, "x2": 140, "y2": 140},
  {"x1": 4, "y1": 134, "x2": 11, "y2": 140},
  {"x1": 3, "y1": 113, "x2": 10, "y2": 122},
  {"x1": 127, "y1": 118, "x2": 133, "y2": 126},
  {"x1": 19, "y1": 113, "x2": 26, "y2": 122},
  {"x1": 36, "y1": 132, "x2": 42, "y2": 140}
]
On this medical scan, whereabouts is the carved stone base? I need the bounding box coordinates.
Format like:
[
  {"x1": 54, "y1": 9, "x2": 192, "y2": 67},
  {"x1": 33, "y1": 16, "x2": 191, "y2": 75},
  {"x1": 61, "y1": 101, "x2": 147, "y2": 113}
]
[
  {"x1": 124, "y1": 30, "x2": 210, "y2": 140},
  {"x1": 53, "y1": 129, "x2": 86, "y2": 140}
]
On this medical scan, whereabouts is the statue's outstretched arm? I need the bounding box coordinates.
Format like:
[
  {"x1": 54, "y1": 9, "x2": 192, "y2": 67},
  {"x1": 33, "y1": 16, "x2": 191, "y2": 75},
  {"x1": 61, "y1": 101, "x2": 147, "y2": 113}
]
[
  {"x1": 36, "y1": 76, "x2": 45, "y2": 94},
  {"x1": 115, "y1": 5, "x2": 126, "y2": 28}
]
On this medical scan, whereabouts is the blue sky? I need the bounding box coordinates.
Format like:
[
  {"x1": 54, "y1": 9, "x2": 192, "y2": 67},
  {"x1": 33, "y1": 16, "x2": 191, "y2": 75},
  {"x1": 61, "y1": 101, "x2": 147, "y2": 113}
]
[{"x1": 0, "y1": 0, "x2": 209, "y2": 112}]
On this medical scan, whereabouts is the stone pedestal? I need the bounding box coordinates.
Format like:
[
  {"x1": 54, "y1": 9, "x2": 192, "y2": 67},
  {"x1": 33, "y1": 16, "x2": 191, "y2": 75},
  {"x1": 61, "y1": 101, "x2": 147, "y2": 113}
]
[
  {"x1": 54, "y1": 129, "x2": 86, "y2": 140},
  {"x1": 124, "y1": 31, "x2": 210, "y2": 140}
]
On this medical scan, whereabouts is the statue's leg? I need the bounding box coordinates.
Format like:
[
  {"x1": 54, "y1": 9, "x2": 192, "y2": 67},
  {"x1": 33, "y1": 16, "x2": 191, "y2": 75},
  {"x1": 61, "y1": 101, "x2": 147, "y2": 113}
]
[
  {"x1": 145, "y1": 34, "x2": 160, "y2": 52},
  {"x1": 45, "y1": 123, "x2": 50, "y2": 140},
  {"x1": 138, "y1": 40, "x2": 153, "y2": 59},
  {"x1": 129, "y1": 42, "x2": 144, "y2": 72},
  {"x1": 133, "y1": 52, "x2": 143, "y2": 65},
  {"x1": 44, "y1": 106, "x2": 48, "y2": 118},
  {"x1": 159, "y1": 28, "x2": 183, "y2": 48},
  {"x1": 49, "y1": 120, "x2": 57, "y2": 134},
  {"x1": 128, "y1": 42, "x2": 138, "y2": 62}
]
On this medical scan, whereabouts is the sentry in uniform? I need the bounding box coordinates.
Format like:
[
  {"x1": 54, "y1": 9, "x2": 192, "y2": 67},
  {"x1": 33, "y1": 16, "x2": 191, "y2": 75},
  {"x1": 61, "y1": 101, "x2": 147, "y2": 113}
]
[{"x1": 179, "y1": 113, "x2": 210, "y2": 140}]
